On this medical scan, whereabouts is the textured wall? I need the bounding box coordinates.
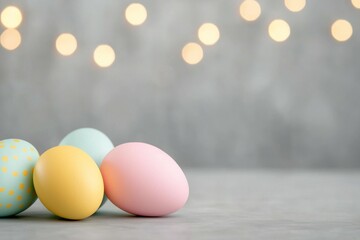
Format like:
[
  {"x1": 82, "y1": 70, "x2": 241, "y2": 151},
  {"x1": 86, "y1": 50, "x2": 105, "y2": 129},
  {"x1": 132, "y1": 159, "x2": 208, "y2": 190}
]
[{"x1": 0, "y1": 0, "x2": 360, "y2": 168}]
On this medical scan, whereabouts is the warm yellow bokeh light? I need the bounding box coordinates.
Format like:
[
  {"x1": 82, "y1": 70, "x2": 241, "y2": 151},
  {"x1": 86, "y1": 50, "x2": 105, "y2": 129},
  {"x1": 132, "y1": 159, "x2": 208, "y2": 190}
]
[
  {"x1": 56, "y1": 33, "x2": 77, "y2": 56},
  {"x1": 352, "y1": 0, "x2": 360, "y2": 9},
  {"x1": 182, "y1": 42, "x2": 203, "y2": 65},
  {"x1": 239, "y1": 0, "x2": 261, "y2": 21},
  {"x1": 125, "y1": 3, "x2": 147, "y2": 26},
  {"x1": 198, "y1": 23, "x2": 220, "y2": 46},
  {"x1": 331, "y1": 19, "x2": 353, "y2": 42},
  {"x1": 0, "y1": 29, "x2": 21, "y2": 50},
  {"x1": 1, "y1": 6, "x2": 22, "y2": 29},
  {"x1": 268, "y1": 19, "x2": 290, "y2": 42},
  {"x1": 284, "y1": 0, "x2": 306, "y2": 12},
  {"x1": 93, "y1": 45, "x2": 116, "y2": 67}
]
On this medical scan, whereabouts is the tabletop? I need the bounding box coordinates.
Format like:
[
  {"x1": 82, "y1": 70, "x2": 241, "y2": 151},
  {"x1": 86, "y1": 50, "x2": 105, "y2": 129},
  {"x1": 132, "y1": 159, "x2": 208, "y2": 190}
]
[{"x1": 1, "y1": 169, "x2": 360, "y2": 240}]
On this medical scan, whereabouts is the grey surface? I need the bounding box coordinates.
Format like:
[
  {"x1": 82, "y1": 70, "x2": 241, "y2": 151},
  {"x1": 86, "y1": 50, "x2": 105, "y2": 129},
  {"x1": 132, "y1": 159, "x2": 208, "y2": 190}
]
[
  {"x1": 1, "y1": 1, "x2": 360, "y2": 168},
  {"x1": 2, "y1": 169, "x2": 360, "y2": 239}
]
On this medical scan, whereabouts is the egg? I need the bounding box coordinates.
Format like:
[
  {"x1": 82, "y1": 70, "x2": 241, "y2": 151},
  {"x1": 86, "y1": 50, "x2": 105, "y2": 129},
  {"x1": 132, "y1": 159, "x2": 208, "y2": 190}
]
[
  {"x1": 100, "y1": 142, "x2": 189, "y2": 216},
  {"x1": 59, "y1": 128, "x2": 114, "y2": 207},
  {"x1": 59, "y1": 128, "x2": 114, "y2": 167},
  {"x1": 33, "y1": 146, "x2": 104, "y2": 220},
  {"x1": 0, "y1": 139, "x2": 39, "y2": 217}
]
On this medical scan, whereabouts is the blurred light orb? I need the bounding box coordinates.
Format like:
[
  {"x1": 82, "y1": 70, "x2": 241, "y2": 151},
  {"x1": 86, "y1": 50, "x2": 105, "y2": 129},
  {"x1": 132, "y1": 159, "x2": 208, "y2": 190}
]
[
  {"x1": 56, "y1": 33, "x2": 77, "y2": 56},
  {"x1": 284, "y1": 0, "x2": 306, "y2": 12},
  {"x1": 239, "y1": 0, "x2": 261, "y2": 21},
  {"x1": 198, "y1": 23, "x2": 220, "y2": 46},
  {"x1": 1, "y1": 6, "x2": 22, "y2": 29},
  {"x1": 331, "y1": 19, "x2": 353, "y2": 42},
  {"x1": 125, "y1": 3, "x2": 147, "y2": 26},
  {"x1": 268, "y1": 19, "x2": 290, "y2": 42},
  {"x1": 0, "y1": 29, "x2": 21, "y2": 50},
  {"x1": 182, "y1": 42, "x2": 203, "y2": 65},
  {"x1": 351, "y1": 0, "x2": 360, "y2": 9},
  {"x1": 93, "y1": 44, "x2": 116, "y2": 68}
]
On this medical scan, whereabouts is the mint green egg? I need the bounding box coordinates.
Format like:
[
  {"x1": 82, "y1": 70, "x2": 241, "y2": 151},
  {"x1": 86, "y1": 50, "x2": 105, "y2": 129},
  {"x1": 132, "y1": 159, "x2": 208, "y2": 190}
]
[
  {"x1": 59, "y1": 128, "x2": 114, "y2": 166},
  {"x1": 59, "y1": 128, "x2": 114, "y2": 207},
  {"x1": 0, "y1": 139, "x2": 39, "y2": 217}
]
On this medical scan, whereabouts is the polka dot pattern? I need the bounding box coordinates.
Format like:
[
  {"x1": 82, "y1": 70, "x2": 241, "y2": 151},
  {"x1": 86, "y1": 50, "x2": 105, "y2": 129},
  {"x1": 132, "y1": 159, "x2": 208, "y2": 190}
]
[{"x1": 0, "y1": 139, "x2": 39, "y2": 217}]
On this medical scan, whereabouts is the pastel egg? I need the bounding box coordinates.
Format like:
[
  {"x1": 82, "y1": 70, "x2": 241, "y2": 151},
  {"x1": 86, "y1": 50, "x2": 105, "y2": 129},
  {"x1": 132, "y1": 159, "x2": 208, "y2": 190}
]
[
  {"x1": 59, "y1": 128, "x2": 114, "y2": 207},
  {"x1": 0, "y1": 139, "x2": 39, "y2": 217},
  {"x1": 33, "y1": 146, "x2": 104, "y2": 220},
  {"x1": 100, "y1": 142, "x2": 189, "y2": 216},
  {"x1": 59, "y1": 128, "x2": 114, "y2": 166}
]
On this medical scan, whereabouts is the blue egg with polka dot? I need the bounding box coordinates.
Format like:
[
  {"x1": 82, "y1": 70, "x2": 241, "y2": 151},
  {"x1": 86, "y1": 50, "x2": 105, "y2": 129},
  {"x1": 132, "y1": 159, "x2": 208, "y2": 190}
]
[{"x1": 0, "y1": 139, "x2": 39, "y2": 217}]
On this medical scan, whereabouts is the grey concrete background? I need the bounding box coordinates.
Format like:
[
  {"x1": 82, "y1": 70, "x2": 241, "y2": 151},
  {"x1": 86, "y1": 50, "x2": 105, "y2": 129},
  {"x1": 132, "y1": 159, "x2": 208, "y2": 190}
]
[{"x1": 0, "y1": 0, "x2": 359, "y2": 168}]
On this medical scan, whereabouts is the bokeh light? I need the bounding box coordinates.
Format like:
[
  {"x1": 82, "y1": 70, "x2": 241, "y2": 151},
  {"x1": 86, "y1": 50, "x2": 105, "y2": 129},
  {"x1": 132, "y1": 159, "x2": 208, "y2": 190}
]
[
  {"x1": 56, "y1": 33, "x2": 77, "y2": 56},
  {"x1": 198, "y1": 23, "x2": 220, "y2": 46},
  {"x1": 331, "y1": 19, "x2": 353, "y2": 42},
  {"x1": 268, "y1": 19, "x2": 290, "y2": 42},
  {"x1": 0, "y1": 29, "x2": 21, "y2": 50},
  {"x1": 93, "y1": 44, "x2": 116, "y2": 67},
  {"x1": 1, "y1": 6, "x2": 22, "y2": 29},
  {"x1": 239, "y1": 0, "x2": 261, "y2": 22},
  {"x1": 182, "y1": 42, "x2": 203, "y2": 65},
  {"x1": 284, "y1": 0, "x2": 306, "y2": 12},
  {"x1": 125, "y1": 3, "x2": 147, "y2": 26},
  {"x1": 351, "y1": 0, "x2": 360, "y2": 9}
]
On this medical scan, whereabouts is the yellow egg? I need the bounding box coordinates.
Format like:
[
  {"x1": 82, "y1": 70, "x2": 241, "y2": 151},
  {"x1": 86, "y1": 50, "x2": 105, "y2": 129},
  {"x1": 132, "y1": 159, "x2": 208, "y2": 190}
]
[{"x1": 33, "y1": 146, "x2": 104, "y2": 220}]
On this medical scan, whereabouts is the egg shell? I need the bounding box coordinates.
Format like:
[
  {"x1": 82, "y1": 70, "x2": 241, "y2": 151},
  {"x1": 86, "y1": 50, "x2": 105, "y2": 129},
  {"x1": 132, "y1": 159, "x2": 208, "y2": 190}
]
[
  {"x1": 59, "y1": 128, "x2": 114, "y2": 167},
  {"x1": 0, "y1": 139, "x2": 39, "y2": 217},
  {"x1": 33, "y1": 146, "x2": 104, "y2": 220},
  {"x1": 59, "y1": 128, "x2": 114, "y2": 207},
  {"x1": 100, "y1": 142, "x2": 189, "y2": 216}
]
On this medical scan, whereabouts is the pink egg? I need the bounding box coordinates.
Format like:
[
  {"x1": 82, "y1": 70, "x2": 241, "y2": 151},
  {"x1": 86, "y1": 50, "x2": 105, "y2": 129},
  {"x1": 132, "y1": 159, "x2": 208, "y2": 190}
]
[{"x1": 100, "y1": 142, "x2": 189, "y2": 216}]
